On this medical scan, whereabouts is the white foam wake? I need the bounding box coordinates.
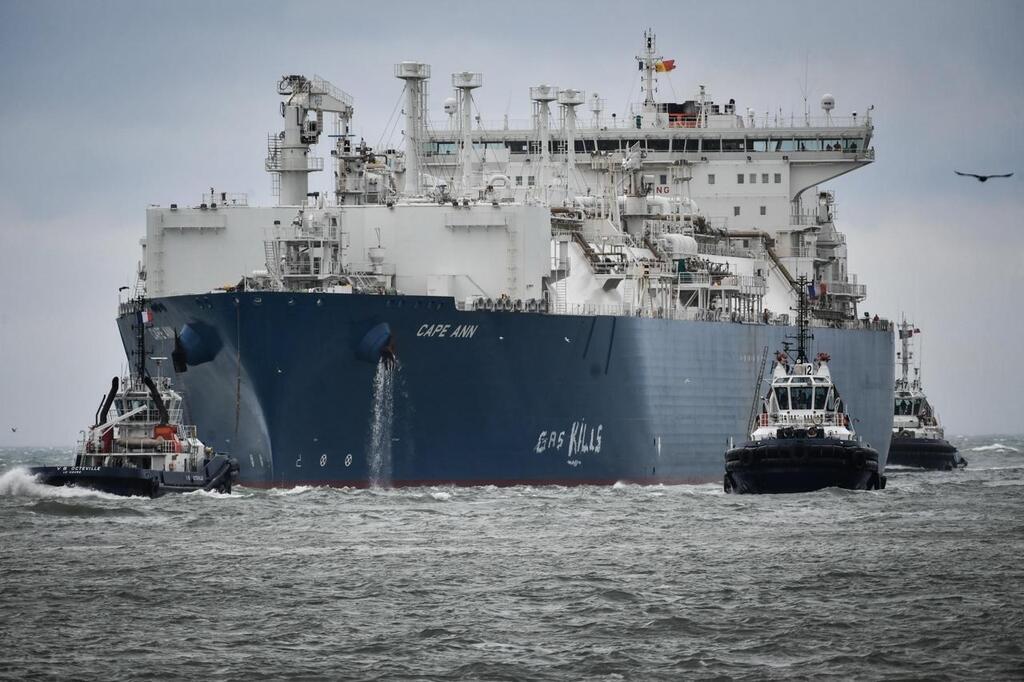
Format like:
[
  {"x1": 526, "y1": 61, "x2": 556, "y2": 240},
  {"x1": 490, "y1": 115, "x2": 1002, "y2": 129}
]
[
  {"x1": 971, "y1": 443, "x2": 1021, "y2": 453},
  {"x1": 0, "y1": 467, "x2": 124, "y2": 500}
]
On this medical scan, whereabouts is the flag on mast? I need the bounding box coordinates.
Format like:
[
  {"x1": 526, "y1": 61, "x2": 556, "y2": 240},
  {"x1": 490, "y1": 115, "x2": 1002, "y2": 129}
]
[{"x1": 655, "y1": 59, "x2": 676, "y2": 73}]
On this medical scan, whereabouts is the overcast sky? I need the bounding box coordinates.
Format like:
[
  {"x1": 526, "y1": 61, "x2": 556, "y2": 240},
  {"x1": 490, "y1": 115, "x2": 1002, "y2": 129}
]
[{"x1": 1, "y1": 0, "x2": 1021, "y2": 445}]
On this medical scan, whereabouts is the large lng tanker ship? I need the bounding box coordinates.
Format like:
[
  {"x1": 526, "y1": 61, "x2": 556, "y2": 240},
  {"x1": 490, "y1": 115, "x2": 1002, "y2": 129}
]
[{"x1": 117, "y1": 33, "x2": 894, "y2": 487}]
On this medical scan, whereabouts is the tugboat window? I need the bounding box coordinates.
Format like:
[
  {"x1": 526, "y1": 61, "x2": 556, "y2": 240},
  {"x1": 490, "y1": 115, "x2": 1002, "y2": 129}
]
[
  {"x1": 790, "y1": 387, "x2": 813, "y2": 410},
  {"x1": 774, "y1": 387, "x2": 789, "y2": 410},
  {"x1": 814, "y1": 388, "x2": 828, "y2": 410}
]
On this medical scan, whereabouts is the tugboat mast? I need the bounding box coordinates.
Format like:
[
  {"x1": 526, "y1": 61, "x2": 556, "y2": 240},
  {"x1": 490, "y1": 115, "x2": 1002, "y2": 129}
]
[
  {"x1": 134, "y1": 298, "x2": 147, "y2": 378},
  {"x1": 899, "y1": 317, "x2": 913, "y2": 385},
  {"x1": 792, "y1": 276, "x2": 814, "y2": 363}
]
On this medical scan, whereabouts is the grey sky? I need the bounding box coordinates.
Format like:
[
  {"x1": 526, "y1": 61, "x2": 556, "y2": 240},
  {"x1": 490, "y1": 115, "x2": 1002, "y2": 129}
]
[{"x1": 1, "y1": 0, "x2": 1022, "y2": 444}]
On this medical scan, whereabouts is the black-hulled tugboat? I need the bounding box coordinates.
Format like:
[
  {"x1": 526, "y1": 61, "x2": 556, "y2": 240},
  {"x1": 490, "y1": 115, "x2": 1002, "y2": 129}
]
[
  {"x1": 889, "y1": 321, "x2": 966, "y2": 470},
  {"x1": 29, "y1": 304, "x2": 238, "y2": 497},
  {"x1": 724, "y1": 280, "x2": 884, "y2": 494},
  {"x1": 29, "y1": 372, "x2": 239, "y2": 497}
]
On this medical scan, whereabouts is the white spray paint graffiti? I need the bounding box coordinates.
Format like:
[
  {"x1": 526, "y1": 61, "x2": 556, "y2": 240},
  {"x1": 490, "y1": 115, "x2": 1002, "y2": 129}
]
[{"x1": 534, "y1": 421, "x2": 604, "y2": 463}]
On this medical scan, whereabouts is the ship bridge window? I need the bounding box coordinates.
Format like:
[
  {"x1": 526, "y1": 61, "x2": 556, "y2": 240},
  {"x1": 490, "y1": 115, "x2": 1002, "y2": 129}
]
[
  {"x1": 722, "y1": 139, "x2": 744, "y2": 152},
  {"x1": 506, "y1": 141, "x2": 527, "y2": 154},
  {"x1": 433, "y1": 142, "x2": 456, "y2": 155},
  {"x1": 797, "y1": 139, "x2": 822, "y2": 151},
  {"x1": 790, "y1": 386, "x2": 813, "y2": 410},
  {"x1": 895, "y1": 398, "x2": 913, "y2": 415},
  {"x1": 683, "y1": 139, "x2": 699, "y2": 152},
  {"x1": 597, "y1": 139, "x2": 620, "y2": 152},
  {"x1": 772, "y1": 139, "x2": 797, "y2": 152},
  {"x1": 814, "y1": 388, "x2": 830, "y2": 410},
  {"x1": 701, "y1": 139, "x2": 721, "y2": 152},
  {"x1": 825, "y1": 390, "x2": 836, "y2": 411},
  {"x1": 748, "y1": 140, "x2": 768, "y2": 152},
  {"x1": 647, "y1": 138, "x2": 670, "y2": 151},
  {"x1": 774, "y1": 387, "x2": 789, "y2": 410}
]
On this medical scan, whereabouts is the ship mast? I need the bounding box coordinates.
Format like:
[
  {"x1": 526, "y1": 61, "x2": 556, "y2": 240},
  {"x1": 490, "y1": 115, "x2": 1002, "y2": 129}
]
[
  {"x1": 134, "y1": 298, "x2": 146, "y2": 378},
  {"x1": 899, "y1": 318, "x2": 912, "y2": 385},
  {"x1": 637, "y1": 29, "x2": 661, "y2": 111},
  {"x1": 793, "y1": 276, "x2": 813, "y2": 363}
]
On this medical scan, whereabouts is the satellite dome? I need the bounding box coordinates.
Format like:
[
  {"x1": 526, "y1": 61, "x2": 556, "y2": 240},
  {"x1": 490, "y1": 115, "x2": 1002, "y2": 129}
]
[
  {"x1": 821, "y1": 94, "x2": 835, "y2": 112},
  {"x1": 443, "y1": 97, "x2": 457, "y2": 115}
]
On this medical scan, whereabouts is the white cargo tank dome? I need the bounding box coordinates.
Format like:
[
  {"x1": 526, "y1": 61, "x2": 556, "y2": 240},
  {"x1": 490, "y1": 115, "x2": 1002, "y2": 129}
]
[{"x1": 659, "y1": 234, "x2": 699, "y2": 258}]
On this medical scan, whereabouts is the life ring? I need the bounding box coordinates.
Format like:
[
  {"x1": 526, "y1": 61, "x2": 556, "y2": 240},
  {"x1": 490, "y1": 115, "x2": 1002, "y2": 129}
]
[{"x1": 807, "y1": 426, "x2": 818, "y2": 438}]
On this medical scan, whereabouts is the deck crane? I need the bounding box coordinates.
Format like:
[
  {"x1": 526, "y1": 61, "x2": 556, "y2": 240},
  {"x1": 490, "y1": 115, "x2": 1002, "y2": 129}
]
[{"x1": 265, "y1": 74, "x2": 355, "y2": 206}]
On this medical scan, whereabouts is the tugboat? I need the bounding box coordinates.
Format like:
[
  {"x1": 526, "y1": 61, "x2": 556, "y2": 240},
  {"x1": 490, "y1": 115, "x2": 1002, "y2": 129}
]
[
  {"x1": 889, "y1": 321, "x2": 966, "y2": 470},
  {"x1": 29, "y1": 304, "x2": 238, "y2": 497},
  {"x1": 724, "y1": 280, "x2": 884, "y2": 494}
]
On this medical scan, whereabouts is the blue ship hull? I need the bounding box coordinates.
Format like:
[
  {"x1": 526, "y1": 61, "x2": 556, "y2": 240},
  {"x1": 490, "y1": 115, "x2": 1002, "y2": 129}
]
[{"x1": 117, "y1": 293, "x2": 894, "y2": 488}]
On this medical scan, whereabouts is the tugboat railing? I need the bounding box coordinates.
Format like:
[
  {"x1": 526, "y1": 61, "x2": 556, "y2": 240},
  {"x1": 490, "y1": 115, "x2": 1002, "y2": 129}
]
[{"x1": 761, "y1": 412, "x2": 846, "y2": 427}]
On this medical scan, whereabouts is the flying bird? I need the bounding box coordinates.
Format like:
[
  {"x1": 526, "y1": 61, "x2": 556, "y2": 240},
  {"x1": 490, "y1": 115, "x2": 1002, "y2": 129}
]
[
  {"x1": 954, "y1": 170, "x2": 1014, "y2": 182},
  {"x1": 10, "y1": 427, "x2": 16, "y2": 433}
]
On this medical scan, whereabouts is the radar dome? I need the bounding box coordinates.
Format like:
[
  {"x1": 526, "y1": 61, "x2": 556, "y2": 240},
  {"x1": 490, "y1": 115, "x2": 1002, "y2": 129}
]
[
  {"x1": 443, "y1": 97, "x2": 457, "y2": 115},
  {"x1": 821, "y1": 94, "x2": 835, "y2": 112}
]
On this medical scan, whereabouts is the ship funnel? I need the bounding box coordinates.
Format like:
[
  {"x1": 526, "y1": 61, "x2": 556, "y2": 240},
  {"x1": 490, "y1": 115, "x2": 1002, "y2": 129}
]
[
  {"x1": 395, "y1": 62, "x2": 431, "y2": 195},
  {"x1": 558, "y1": 89, "x2": 586, "y2": 196},
  {"x1": 530, "y1": 85, "x2": 559, "y2": 198},
  {"x1": 452, "y1": 72, "x2": 482, "y2": 196}
]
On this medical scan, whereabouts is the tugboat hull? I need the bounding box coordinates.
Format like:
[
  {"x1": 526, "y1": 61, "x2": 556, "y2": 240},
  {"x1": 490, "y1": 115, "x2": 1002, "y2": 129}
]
[
  {"x1": 888, "y1": 437, "x2": 965, "y2": 470},
  {"x1": 725, "y1": 438, "x2": 883, "y2": 494},
  {"x1": 28, "y1": 456, "x2": 239, "y2": 498}
]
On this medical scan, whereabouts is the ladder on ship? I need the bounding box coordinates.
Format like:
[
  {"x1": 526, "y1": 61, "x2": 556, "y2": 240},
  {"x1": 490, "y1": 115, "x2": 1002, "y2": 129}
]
[
  {"x1": 746, "y1": 345, "x2": 770, "y2": 434},
  {"x1": 264, "y1": 240, "x2": 281, "y2": 283},
  {"x1": 506, "y1": 222, "x2": 519, "y2": 295}
]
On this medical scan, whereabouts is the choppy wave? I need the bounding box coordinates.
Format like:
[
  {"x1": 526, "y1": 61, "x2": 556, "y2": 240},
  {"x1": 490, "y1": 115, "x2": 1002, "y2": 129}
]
[
  {"x1": 970, "y1": 442, "x2": 1021, "y2": 452},
  {"x1": 1, "y1": 437, "x2": 1022, "y2": 680}
]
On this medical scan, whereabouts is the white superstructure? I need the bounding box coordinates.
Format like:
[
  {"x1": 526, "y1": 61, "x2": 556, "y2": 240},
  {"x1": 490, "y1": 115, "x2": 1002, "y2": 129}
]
[
  {"x1": 752, "y1": 351, "x2": 857, "y2": 443},
  {"x1": 893, "y1": 321, "x2": 946, "y2": 440},
  {"x1": 137, "y1": 33, "x2": 879, "y2": 329}
]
